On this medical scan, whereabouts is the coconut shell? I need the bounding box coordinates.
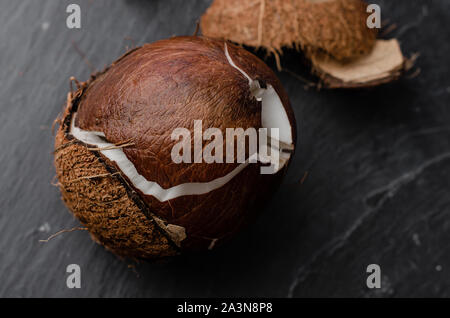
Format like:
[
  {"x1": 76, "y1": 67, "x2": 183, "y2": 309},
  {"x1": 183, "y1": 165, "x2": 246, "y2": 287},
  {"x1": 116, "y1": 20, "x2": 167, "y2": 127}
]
[
  {"x1": 201, "y1": 0, "x2": 409, "y2": 88},
  {"x1": 54, "y1": 36, "x2": 296, "y2": 258}
]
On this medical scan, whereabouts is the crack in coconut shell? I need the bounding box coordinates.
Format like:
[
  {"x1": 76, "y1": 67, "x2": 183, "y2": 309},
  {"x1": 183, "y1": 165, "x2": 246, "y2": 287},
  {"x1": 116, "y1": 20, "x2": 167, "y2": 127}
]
[
  {"x1": 55, "y1": 84, "x2": 183, "y2": 258},
  {"x1": 69, "y1": 40, "x2": 293, "y2": 201},
  {"x1": 201, "y1": 0, "x2": 410, "y2": 88},
  {"x1": 66, "y1": 43, "x2": 294, "y2": 200},
  {"x1": 54, "y1": 36, "x2": 297, "y2": 256},
  {"x1": 70, "y1": 114, "x2": 260, "y2": 202},
  {"x1": 59, "y1": 70, "x2": 186, "y2": 256},
  {"x1": 55, "y1": 131, "x2": 180, "y2": 258}
]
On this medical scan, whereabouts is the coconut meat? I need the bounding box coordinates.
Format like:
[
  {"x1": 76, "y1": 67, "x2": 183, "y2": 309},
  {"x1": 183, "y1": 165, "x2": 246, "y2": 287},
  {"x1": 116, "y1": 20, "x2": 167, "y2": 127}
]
[{"x1": 224, "y1": 43, "x2": 293, "y2": 166}]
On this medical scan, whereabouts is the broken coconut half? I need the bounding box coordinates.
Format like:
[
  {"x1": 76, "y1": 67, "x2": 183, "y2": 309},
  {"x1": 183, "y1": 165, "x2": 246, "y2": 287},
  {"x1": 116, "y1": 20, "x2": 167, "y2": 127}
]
[
  {"x1": 54, "y1": 36, "x2": 296, "y2": 259},
  {"x1": 201, "y1": 0, "x2": 410, "y2": 88}
]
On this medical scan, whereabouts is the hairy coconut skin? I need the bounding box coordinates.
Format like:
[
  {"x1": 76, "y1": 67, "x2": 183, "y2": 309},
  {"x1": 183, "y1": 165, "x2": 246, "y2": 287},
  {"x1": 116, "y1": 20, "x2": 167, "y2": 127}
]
[
  {"x1": 54, "y1": 36, "x2": 296, "y2": 258},
  {"x1": 201, "y1": 0, "x2": 377, "y2": 62},
  {"x1": 55, "y1": 89, "x2": 179, "y2": 258},
  {"x1": 201, "y1": 0, "x2": 410, "y2": 88}
]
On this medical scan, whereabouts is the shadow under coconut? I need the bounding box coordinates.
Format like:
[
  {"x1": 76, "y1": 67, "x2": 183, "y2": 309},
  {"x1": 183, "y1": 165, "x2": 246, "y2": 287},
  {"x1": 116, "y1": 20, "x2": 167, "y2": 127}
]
[
  {"x1": 127, "y1": 180, "x2": 308, "y2": 297},
  {"x1": 244, "y1": 46, "x2": 318, "y2": 89}
]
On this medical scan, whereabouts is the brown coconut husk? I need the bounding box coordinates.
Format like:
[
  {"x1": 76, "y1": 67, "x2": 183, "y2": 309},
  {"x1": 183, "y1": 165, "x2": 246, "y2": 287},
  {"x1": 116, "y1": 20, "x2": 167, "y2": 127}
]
[
  {"x1": 54, "y1": 137, "x2": 180, "y2": 258},
  {"x1": 54, "y1": 73, "x2": 180, "y2": 259},
  {"x1": 201, "y1": 0, "x2": 409, "y2": 88}
]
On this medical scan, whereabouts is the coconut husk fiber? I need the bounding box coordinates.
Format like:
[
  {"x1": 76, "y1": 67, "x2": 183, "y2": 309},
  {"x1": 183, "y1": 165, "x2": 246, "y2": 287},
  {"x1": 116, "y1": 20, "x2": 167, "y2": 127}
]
[
  {"x1": 54, "y1": 78, "x2": 180, "y2": 259},
  {"x1": 201, "y1": 0, "x2": 409, "y2": 88}
]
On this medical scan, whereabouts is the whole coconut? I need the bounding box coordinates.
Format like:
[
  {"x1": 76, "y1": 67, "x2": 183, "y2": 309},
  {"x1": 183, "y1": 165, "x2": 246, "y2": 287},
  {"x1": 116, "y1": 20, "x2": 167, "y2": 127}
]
[{"x1": 54, "y1": 36, "x2": 296, "y2": 259}]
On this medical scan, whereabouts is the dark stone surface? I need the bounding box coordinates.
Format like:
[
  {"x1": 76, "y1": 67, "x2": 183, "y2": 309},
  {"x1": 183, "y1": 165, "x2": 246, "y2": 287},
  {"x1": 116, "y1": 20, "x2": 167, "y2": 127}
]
[{"x1": 0, "y1": 0, "x2": 449, "y2": 297}]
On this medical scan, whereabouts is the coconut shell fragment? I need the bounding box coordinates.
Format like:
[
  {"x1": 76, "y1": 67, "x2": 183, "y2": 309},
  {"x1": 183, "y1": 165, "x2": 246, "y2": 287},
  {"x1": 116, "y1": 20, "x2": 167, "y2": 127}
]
[
  {"x1": 311, "y1": 39, "x2": 407, "y2": 88},
  {"x1": 201, "y1": 0, "x2": 410, "y2": 88}
]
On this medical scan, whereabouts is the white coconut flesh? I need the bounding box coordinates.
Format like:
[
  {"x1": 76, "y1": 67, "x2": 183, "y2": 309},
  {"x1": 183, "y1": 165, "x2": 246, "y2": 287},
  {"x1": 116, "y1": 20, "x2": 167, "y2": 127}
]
[
  {"x1": 70, "y1": 44, "x2": 293, "y2": 202},
  {"x1": 223, "y1": 43, "x2": 294, "y2": 167}
]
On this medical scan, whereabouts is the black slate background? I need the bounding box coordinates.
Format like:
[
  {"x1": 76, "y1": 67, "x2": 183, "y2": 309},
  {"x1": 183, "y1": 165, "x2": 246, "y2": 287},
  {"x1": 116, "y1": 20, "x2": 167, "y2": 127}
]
[{"x1": 0, "y1": 0, "x2": 449, "y2": 298}]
